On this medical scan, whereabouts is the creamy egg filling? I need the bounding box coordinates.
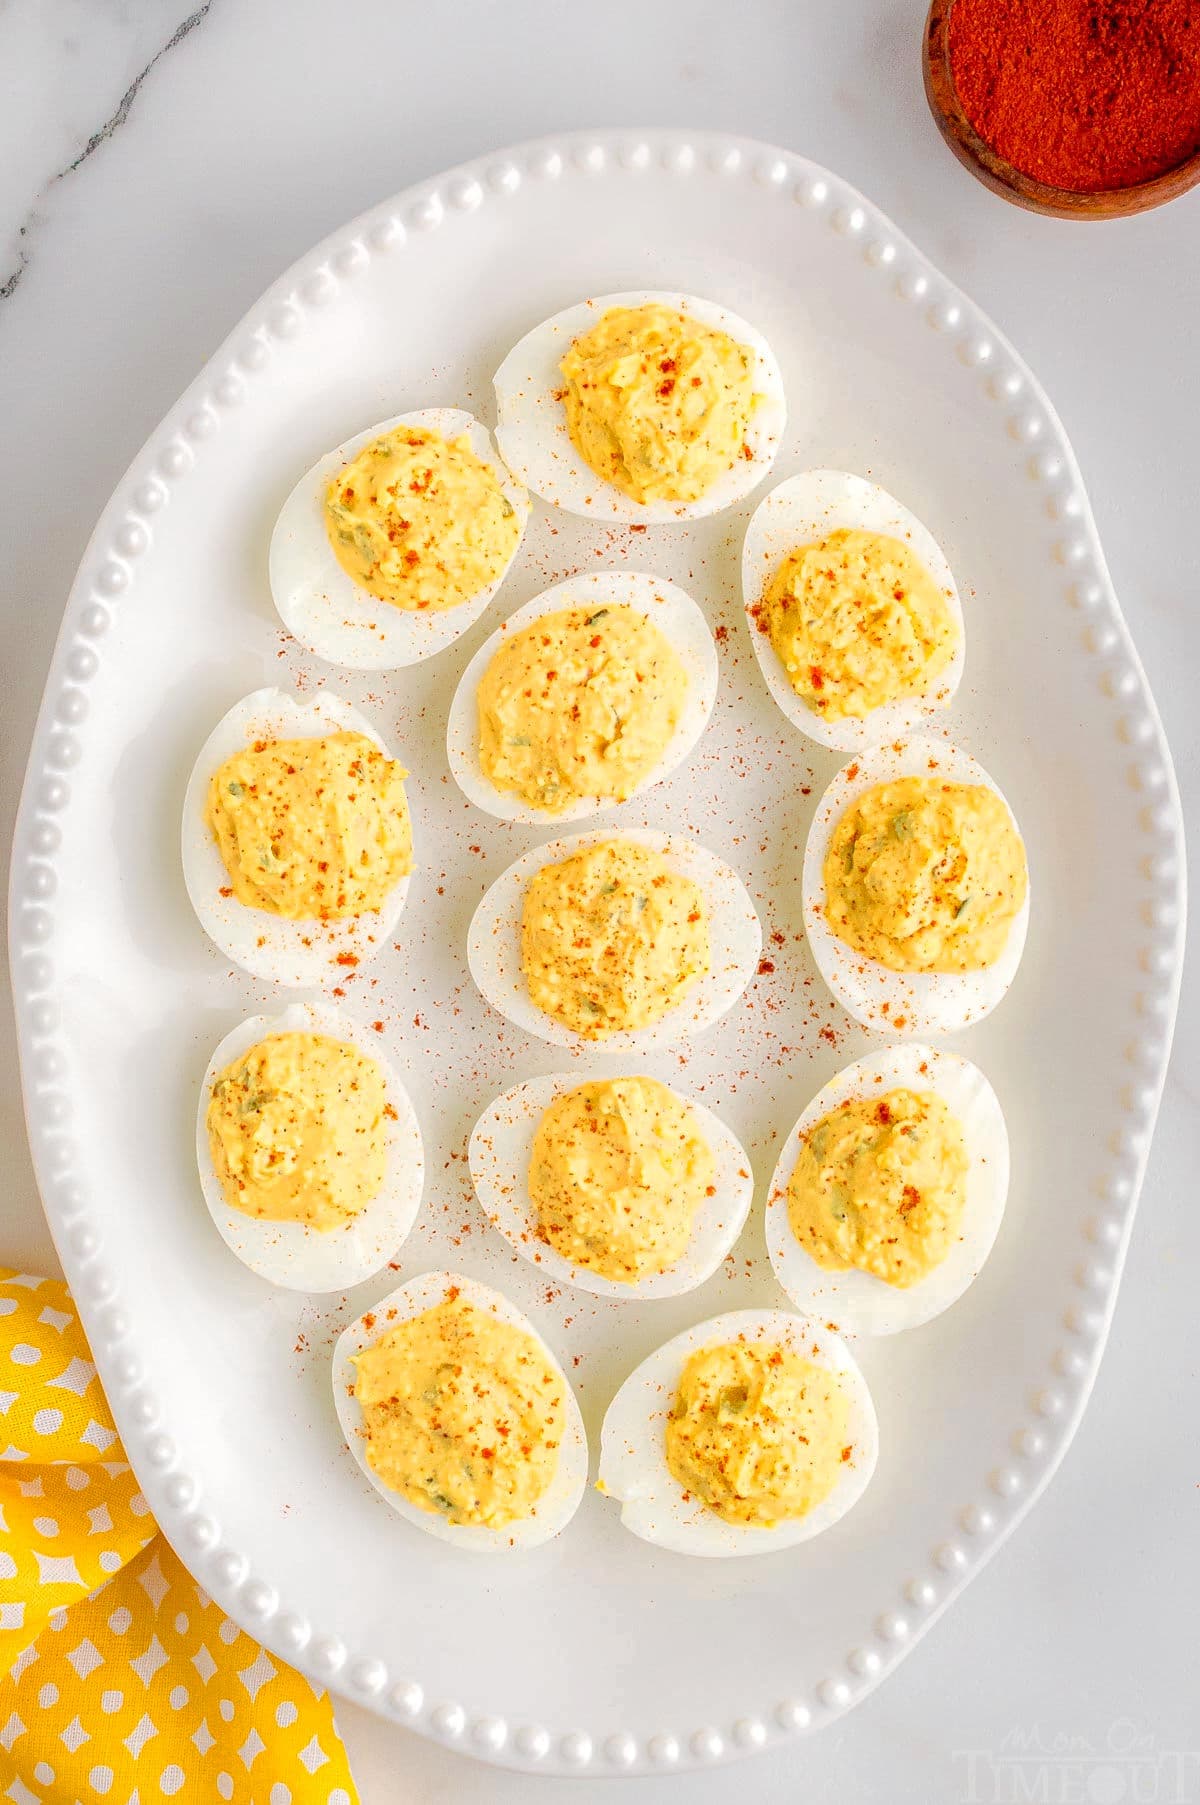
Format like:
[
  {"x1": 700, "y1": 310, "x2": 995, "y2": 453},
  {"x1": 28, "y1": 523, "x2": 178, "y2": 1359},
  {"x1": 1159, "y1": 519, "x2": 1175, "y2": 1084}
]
[
  {"x1": 205, "y1": 730, "x2": 412, "y2": 921},
  {"x1": 477, "y1": 603, "x2": 688, "y2": 813},
  {"x1": 529, "y1": 1077, "x2": 715, "y2": 1280},
  {"x1": 787, "y1": 1087, "x2": 968, "y2": 1286},
  {"x1": 207, "y1": 1031, "x2": 389, "y2": 1231},
  {"x1": 324, "y1": 426, "x2": 519, "y2": 612},
  {"x1": 823, "y1": 775, "x2": 1027, "y2": 972},
  {"x1": 559, "y1": 303, "x2": 758, "y2": 505},
  {"x1": 758, "y1": 528, "x2": 958, "y2": 720},
  {"x1": 520, "y1": 839, "x2": 710, "y2": 1038},
  {"x1": 352, "y1": 1291, "x2": 564, "y2": 1527},
  {"x1": 666, "y1": 1340, "x2": 851, "y2": 1526}
]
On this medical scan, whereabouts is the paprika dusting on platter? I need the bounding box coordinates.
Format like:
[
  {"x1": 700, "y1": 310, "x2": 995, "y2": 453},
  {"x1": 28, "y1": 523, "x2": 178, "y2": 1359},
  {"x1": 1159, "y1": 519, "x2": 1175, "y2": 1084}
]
[{"x1": 947, "y1": 0, "x2": 1200, "y2": 192}]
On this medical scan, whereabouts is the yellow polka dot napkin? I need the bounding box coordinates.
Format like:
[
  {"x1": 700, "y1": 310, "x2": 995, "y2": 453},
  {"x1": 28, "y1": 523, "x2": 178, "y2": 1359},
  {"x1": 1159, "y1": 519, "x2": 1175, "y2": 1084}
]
[{"x1": 0, "y1": 1271, "x2": 359, "y2": 1803}]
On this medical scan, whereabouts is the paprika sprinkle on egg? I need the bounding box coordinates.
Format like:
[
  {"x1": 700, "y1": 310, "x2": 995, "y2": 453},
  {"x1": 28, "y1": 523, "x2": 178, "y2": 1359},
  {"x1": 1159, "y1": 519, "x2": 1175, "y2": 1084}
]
[{"x1": 946, "y1": 0, "x2": 1200, "y2": 193}]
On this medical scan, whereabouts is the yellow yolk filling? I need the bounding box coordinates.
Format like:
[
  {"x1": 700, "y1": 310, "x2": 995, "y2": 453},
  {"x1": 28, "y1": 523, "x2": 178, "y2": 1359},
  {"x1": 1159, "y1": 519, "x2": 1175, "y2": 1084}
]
[
  {"x1": 787, "y1": 1087, "x2": 968, "y2": 1287},
  {"x1": 559, "y1": 303, "x2": 758, "y2": 505},
  {"x1": 205, "y1": 730, "x2": 412, "y2": 921},
  {"x1": 823, "y1": 775, "x2": 1027, "y2": 972},
  {"x1": 759, "y1": 528, "x2": 958, "y2": 720},
  {"x1": 529, "y1": 1077, "x2": 716, "y2": 1281},
  {"x1": 477, "y1": 602, "x2": 688, "y2": 813},
  {"x1": 207, "y1": 1031, "x2": 389, "y2": 1232},
  {"x1": 666, "y1": 1340, "x2": 851, "y2": 1527},
  {"x1": 520, "y1": 839, "x2": 710, "y2": 1038},
  {"x1": 324, "y1": 426, "x2": 519, "y2": 612},
  {"x1": 352, "y1": 1292, "x2": 564, "y2": 1527}
]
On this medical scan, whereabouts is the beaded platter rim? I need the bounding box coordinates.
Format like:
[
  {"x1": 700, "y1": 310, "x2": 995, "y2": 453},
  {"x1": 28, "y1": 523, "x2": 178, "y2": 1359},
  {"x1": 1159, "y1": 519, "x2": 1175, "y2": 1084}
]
[{"x1": 7, "y1": 131, "x2": 1187, "y2": 1776}]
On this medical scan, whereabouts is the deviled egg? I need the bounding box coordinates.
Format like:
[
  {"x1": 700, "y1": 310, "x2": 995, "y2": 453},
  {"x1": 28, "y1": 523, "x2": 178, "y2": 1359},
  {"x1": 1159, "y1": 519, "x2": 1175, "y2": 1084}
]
[
  {"x1": 447, "y1": 570, "x2": 717, "y2": 823},
  {"x1": 494, "y1": 291, "x2": 786, "y2": 522},
  {"x1": 599, "y1": 1308, "x2": 877, "y2": 1556},
  {"x1": 803, "y1": 736, "x2": 1029, "y2": 1035},
  {"x1": 743, "y1": 470, "x2": 964, "y2": 752},
  {"x1": 765, "y1": 1044, "x2": 1009, "y2": 1336},
  {"x1": 467, "y1": 829, "x2": 761, "y2": 1050},
  {"x1": 269, "y1": 407, "x2": 529, "y2": 668},
  {"x1": 182, "y1": 687, "x2": 413, "y2": 987},
  {"x1": 468, "y1": 1072, "x2": 753, "y2": 1300},
  {"x1": 332, "y1": 1269, "x2": 588, "y2": 1552},
  {"x1": 196, "y1": 1001, "x2": 423, "y2": 1292}
]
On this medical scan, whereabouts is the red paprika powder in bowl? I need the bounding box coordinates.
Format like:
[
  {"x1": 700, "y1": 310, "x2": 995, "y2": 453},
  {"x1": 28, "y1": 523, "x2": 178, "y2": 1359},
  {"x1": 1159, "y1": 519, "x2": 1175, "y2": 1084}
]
[{"x1": 923, "y1": 0, "x2": 1200, "y2": 218}]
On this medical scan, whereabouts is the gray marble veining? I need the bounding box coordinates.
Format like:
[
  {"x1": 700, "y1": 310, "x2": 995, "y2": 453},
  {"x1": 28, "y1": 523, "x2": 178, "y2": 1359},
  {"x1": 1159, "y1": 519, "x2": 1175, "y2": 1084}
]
[{"x1": 0, "y1": 3, "x2": 1194, "y2": 1800}]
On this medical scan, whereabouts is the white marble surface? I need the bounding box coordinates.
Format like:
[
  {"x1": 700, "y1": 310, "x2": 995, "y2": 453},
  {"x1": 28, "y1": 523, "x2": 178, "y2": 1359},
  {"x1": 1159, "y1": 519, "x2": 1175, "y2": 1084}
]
[{"x1": 1, "y1": 2, "x2": 1195, "y2": 1799}]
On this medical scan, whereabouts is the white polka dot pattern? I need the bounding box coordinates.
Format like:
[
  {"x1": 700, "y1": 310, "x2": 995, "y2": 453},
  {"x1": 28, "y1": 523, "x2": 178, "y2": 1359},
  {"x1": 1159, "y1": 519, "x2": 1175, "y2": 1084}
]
[{"x1": 0, "y1": 1271, "x2": 360, "y2": 1800}]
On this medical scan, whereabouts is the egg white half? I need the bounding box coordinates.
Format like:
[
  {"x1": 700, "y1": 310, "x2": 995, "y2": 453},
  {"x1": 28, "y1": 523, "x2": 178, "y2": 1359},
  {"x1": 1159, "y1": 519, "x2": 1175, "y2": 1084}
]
[
  {"x1": 467, "y1": 827, "x2": 761, "y2": 1051},
  {"x1": 803, "y1": 735, "x2": 1030, "y2": 1036},
  {"x1": 331, "y1": 1268, "x2": 588, "y2": 1552},
  {"x1": 195, "y1": 1001, "x2": 424, "y2": 1293},
  {"x1": 598, "y1": 1308, "x2": 878, "y2": 1557},
  {"x1": 468, "y1": 1072, "x2": 754, "y2": 1301},
  {"x1": 269, "y1": 408, "x2": 530, "y2": 669},
  {"x1": 446, "y1": 570, "x2": 718, "y2": 823},
  {"x1": 742, "y1": 469, "x2": 965, "y2": 752},
  {"x1": 493, "y1": 291, "x2": 786, "y2": 523},
  {"x1": 765, "y1": 1044, "x2": 1009, "y2": 1337},
  {"x1": 181, "y1": 687, "x2": 413, "y2": 988}
]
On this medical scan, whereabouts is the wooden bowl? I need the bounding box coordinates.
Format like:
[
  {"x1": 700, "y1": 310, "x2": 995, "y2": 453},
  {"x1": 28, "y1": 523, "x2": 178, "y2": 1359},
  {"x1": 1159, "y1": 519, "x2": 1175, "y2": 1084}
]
[{"x1": 923, "y1": 0, "x2": 1200, "y2": 220}]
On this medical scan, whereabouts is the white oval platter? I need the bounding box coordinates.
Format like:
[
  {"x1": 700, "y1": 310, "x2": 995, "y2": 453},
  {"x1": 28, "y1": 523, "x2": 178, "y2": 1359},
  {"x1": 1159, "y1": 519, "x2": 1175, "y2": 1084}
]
[{"x1": 7, "y1": 132, "x2": 1185, "y2": 1778}]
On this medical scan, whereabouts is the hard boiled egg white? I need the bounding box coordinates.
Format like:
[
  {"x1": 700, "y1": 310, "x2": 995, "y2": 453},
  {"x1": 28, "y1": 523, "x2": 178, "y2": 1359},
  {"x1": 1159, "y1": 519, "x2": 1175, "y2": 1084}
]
[
  {"x1": 446, "y1": 570, "x2": 718, "y2": 823},
  {"x1": 765, "y1": 1043, "x2": 1009, "y2": 1336},
  {"x1": 331, "y1": 1268, "x2": 588, "y2": 1552},
  {"x1": 468, "y1": 1072, "x2": 754, "y2": 1301},
  {"x1": 598, "y1": 1308, "x2": 878, "y2": 1557},
  {"x1": 803, "y1": 735, "x2": 1030, "y2": 1036},
  {"x1": 269, "y1": 408, "x2": 529, "y2": 669},
  {"x1": 467, "y1": 828, "x2": 762, "y2": 1052},
  {"x1": 181, "y1": 687, "x2": 413, "y2": 988},
  {"x1": 493, "y1": 290, "x2": 786, "y2": 523},
  {"x1": 195, "y1": 1001, "x2": 424, "y2": 1292},
  {"x1": 742, "y1": 469, "x2": 965, "y2": 752}
]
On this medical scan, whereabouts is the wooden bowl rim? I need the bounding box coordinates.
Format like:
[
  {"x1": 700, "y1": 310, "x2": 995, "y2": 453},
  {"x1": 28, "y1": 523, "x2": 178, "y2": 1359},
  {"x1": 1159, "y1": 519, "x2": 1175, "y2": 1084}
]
[{"x1": 924, "y1": 0, "x2": 1200, "y2": 220}]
